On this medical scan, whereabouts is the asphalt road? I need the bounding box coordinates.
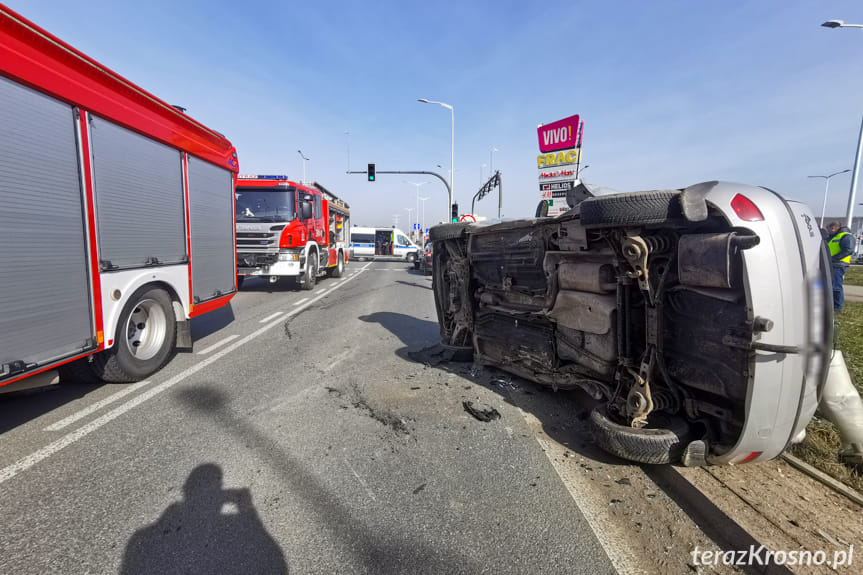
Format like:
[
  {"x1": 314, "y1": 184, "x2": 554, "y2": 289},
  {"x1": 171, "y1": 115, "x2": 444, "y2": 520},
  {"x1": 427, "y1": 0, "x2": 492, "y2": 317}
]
[{"x1": 0, "y1": 260, "x2": 617, "y2": 575}]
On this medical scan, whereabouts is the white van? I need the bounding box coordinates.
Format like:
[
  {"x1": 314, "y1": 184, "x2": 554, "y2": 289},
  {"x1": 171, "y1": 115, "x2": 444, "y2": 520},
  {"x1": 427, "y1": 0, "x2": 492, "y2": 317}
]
[{"x1": 350, "y1": 227, "x2": 420, "y2": 262}]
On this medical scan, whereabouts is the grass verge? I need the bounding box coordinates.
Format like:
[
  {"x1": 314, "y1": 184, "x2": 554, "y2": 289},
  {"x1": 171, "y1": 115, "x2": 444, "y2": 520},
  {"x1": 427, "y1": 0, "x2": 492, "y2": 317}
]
[
  {"x1": 789, "y1": 301, "x2": 863, "y2": 493},
  {"x1": 844, "y1": 265, "x2": 863, "y2": 287}
]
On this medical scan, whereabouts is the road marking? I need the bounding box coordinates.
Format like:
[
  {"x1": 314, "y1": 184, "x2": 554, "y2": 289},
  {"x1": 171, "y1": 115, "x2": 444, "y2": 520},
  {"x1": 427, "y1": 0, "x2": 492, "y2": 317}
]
[
  {"x1": 343, "y1": 456, "x2": 377, "y2": 502},
  {"x1": 196, "y1": 334, "x2": 239, "y2": 355},
  {"x1": 259, "y1": 311, "x2": 285, "y2": 323},
  {"x1": 322, "y1": 348, "x2": 354, "y2": 373},
  {"x1": 522, "y1": 410, "x2": 645, "y2": 574},
  {"x1": 0, "y1": 261, "x2": 373, "y2": 486},
  {"x1": 43, "y1": 381, "x2": 152, "y2": 432},
  {"x1": 292, "y1": 298, "x2": 309, "y2": 306}
]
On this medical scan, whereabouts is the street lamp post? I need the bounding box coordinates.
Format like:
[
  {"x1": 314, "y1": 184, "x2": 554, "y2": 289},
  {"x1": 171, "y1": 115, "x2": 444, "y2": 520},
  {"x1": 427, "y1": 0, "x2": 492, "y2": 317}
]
[
  {"x1": 405, "y1": 181, "x2": 430, "y2": 241},
  {"x1": 404, "y1": 208, "x2": 414, "y2": 236},
  {"x1": 822, "y1": 19, "x2": 863, "y2": 228},
  {"x1": 419, "y1": 196, "x2": 429, "y2": 242},
  {"x1": 490, "y1": 147, "x2": 498, "y2": 174},
  {"x1": 418, "y1": 98, "x2": 454, "y2": 220},
  {"x1": 808, "y1": 169, "x2": 851, "y2": 227},
  {"x1": 297, "y1": 149, "x2": 309, "y2": 183}
]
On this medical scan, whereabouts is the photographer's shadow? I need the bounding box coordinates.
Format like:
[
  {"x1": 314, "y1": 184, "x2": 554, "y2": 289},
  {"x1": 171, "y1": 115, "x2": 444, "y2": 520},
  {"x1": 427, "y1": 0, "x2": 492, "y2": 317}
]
[{"x1": 121, "y1": 464, "x2": 288, "y2": 574}]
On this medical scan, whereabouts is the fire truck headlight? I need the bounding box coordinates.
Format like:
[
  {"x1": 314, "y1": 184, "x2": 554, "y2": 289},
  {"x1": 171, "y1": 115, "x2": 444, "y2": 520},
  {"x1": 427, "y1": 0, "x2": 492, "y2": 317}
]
[{"x1": 279, "y1": 252, "x2": 299, "y2": 262}]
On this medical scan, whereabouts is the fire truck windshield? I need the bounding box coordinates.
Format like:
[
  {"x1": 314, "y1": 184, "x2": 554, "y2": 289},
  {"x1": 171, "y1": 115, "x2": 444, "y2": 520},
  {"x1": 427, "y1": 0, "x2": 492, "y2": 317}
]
[{"x1": 235, "y1": 188, "x2": 296, "y2": 222}]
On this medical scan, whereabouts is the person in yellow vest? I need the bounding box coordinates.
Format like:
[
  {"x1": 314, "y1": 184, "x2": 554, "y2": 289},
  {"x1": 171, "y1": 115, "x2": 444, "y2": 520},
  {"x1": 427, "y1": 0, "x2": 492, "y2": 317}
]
[{"x1": 827, "y1": 221, "x2": 855, "y2": 311}]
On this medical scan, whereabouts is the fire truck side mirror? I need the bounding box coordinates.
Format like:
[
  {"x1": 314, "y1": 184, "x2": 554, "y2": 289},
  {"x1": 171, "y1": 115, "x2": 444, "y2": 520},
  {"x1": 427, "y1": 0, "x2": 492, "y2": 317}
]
[{"x1": 300, "y1": 200, "x2": 313, "y2": 220}]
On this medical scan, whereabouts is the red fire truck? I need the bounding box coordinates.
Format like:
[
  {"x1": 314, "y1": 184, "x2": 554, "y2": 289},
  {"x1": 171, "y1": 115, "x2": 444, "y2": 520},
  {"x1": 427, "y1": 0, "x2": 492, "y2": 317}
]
[
  {"x1": 235, "y1": 177, "x2": 350, "y2": 289},
  {"x1": 0, "y1": 5, "x2": 239, "y2": 389}
]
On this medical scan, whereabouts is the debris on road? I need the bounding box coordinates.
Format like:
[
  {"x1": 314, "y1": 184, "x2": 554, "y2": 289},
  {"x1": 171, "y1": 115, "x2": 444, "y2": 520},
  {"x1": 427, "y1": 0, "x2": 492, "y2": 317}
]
[{"x1": 462, "y1": 400, "x2": 500, "y2": 422}]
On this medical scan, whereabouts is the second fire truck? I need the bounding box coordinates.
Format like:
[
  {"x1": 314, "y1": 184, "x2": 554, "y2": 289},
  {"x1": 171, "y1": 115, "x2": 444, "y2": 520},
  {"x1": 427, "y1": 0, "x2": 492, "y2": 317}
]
[{"x1": 235, "y1": 176, "x2": 350, "y2": 289}]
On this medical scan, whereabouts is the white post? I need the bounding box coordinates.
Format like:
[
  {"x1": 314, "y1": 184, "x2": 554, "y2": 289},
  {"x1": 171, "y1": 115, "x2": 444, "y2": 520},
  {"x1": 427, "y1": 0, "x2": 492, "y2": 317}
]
[{"x1": 847, "y1": 116, "x2": 863, "y2": 229}]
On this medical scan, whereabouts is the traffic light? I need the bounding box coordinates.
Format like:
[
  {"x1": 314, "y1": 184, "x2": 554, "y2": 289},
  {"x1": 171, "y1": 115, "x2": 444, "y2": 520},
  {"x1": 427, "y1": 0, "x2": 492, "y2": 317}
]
[
  {"x1": 367, "y1": 163, "x2": 376, "y2": 182},
  {"x1": 451, "y1": 202, "x2": 458, "y2": 223}
]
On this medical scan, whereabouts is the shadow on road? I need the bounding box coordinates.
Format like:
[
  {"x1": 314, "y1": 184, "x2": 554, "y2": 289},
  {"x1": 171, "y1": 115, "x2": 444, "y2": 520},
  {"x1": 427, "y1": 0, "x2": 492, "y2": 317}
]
[
  {"x1": 171, "y1": 386, "x2": 476, "y2": 573},
  {"x1": 121, "y1": 463, "x2": 288, "y2": 575},
  {"x1": 190, "y1": 302, "x2": 236, "y2": 341},
  {"x1": 394, "y1": 279, "x2": 433, "y2": 290},
  {"x1": 357, "y1": 312, "x2": 440, "y2": 358},
  {"x1": 0, "y1": 383, "x2": 102, "y2": 434}
]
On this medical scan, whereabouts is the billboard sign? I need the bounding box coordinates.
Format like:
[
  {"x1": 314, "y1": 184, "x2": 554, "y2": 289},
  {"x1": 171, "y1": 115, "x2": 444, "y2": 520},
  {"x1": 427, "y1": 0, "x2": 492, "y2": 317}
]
[{"x1": 537, "y1": 114, "x2": 580, "y2": 153}]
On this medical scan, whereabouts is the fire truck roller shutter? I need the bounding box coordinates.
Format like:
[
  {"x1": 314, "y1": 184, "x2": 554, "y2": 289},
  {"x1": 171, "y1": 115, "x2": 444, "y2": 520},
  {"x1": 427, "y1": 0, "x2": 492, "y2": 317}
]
[
  {"x1": 90, "y1": 116, "x2": 186, "y2": 270},
  {"x1": 0, "y1": 75, "x2": 94, "y2": 376},
  {"x1": 187, "y1": 156, "x2": 235, "y2": 302}
]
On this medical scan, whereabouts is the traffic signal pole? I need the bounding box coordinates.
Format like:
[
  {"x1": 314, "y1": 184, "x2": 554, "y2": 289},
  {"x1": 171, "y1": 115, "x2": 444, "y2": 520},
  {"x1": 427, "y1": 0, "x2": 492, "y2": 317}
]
[{"x1": 349, "y1": 169, "x2": 453, "y2": 221}]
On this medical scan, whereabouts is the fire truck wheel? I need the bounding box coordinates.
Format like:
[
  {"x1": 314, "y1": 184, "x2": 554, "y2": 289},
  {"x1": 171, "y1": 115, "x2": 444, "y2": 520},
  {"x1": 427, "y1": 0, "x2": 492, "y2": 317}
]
[
  {"x1": 329, "y1": 251, "x2": 344, "y2": 278},
  {"x1": 91, "y1": 286, "x2": 176, "y2": 383},
  {"x1": 302, "y1": 255, "x2": 318, "y2": 290}
]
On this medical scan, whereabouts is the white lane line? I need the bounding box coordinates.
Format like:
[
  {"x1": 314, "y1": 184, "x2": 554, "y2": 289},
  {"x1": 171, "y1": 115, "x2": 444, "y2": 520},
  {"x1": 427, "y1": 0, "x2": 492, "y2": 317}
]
[
  {"x1": 196, "y1": 334, "x2": 239, "y2": 355},
  {"x1": 43, "y1": 381, "x2": 152, "y2": 432},
  {"x1": 343, "y1": 456, "x2": 377, "y2": 502},
  {"x1": 292, "y1": 298, "x2": 309, "y2": 306},
  {"x1": 322, "y1": 348, "x2": 354, "y2": 373},
  {"x1": 0, "y1": 260, "x2": 374, "y2": 486},
  {"x1": 523, "y1": 410, "x2": 645, "y2": 574},
  {"x1": 259, "y1": 311, "x2": 285, "y2": 323}
]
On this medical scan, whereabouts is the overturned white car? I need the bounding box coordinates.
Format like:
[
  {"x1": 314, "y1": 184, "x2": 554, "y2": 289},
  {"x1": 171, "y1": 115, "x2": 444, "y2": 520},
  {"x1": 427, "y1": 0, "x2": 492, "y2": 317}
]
[{"x1": 430, "y1": 181, "x2": 832, "y2": 466}]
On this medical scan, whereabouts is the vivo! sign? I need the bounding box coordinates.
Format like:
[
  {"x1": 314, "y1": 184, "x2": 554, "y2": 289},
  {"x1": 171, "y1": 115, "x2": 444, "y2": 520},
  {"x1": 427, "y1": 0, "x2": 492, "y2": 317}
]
[{"x1": 537, "y1": 114, "x2": 582, "y2": 153}]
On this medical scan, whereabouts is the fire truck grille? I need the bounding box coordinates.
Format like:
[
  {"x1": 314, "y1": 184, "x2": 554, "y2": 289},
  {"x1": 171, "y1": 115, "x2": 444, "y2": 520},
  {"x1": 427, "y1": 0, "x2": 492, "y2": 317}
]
[{"x1": 236, "y1": 231, "x2": 278, "y2": 251}]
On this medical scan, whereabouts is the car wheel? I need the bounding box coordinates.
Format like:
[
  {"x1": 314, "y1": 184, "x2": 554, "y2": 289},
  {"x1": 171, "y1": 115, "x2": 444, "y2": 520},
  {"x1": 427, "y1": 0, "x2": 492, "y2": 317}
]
[
  {"x1": 302, "y1": 254, "x2": 318, "y2": 291},
  {"x1": 589, "y1": 405, "x2": 692, "y2": 464},
  {"x1": 407, "y1": 252, "x2": 417, "y2": 264},
  {"x1": 578, "y1": 190, "x2": 682, "y2": 229},
  {"x1": 329, "y1": 251, "x2": 344, "y2": 278},
  {"x1": 91, "y1": 286, "x2": 176, "y2": 383}
]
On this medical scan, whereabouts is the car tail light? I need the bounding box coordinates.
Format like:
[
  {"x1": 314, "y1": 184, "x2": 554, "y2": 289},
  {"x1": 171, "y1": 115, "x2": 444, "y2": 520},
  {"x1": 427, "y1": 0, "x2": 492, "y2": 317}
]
[{"x1": 730, "y1": 194, "x2": 764, "y2": 221}]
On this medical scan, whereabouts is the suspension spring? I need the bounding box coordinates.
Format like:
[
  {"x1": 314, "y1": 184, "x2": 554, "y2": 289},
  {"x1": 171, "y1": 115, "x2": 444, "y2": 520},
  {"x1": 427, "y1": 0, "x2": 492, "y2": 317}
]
[
  {"x1": 642, "y1": 233, "x2": 672, "y2": 254},
  {"x1": 651, "y1": 390, "x2": 679, "y2": 412}
]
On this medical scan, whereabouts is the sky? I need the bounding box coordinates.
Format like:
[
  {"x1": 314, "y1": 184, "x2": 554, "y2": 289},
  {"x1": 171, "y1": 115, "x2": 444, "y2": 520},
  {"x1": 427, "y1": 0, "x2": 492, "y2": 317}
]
[{"x1": 9, "y1": 0, "x2": 863, "y2": 230}]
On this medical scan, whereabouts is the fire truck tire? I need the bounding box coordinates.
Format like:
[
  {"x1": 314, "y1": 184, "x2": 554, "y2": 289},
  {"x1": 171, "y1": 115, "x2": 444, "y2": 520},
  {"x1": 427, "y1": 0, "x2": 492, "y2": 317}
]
[
  {"x1": 329, "y1": 251, "x2": 344, "y2": 278},
  {"x1": 91, "y1": 286, "x2": 176, "y2": 383},
  {"x1": 301, "y1": 255, "x2": 318, "y2": 290}
]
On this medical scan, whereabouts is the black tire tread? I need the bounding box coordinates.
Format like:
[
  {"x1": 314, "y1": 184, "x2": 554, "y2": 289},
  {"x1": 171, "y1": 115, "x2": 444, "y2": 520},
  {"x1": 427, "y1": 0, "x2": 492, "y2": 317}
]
[
  {"x1": 579, "y1": 190, "x2": 681, "y2": 229},
  {"x1": 589, "y1": 405, "x2": 690, "y2": 464},
  {"x1": 90, "y1": 287, "x2": 176, "y2": 383},
  {"x1": 429, "y1": 223, "x2": 470, "y2": 242},
  {"x1": 302, "y1": 253, "x2": 317, "y2": 290},
  {"x1": 329, "y1": 251, "x2": 344, "y2": 278}
]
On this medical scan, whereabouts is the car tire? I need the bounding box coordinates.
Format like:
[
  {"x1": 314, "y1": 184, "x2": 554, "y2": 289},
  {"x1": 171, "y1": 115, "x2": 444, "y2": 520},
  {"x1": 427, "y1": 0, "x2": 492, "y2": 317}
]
[
  {"x1": 578, "y1": 190, "x2": 682, "y2": 229},
  {"x1": 302, "y1": 254, "x2": 318, "y2": 290},
  {"x1": 589, "y1": 405, "x2": 692, "y2": 464},
  {"x1": 329, "y1": 251, "x2": 344, "y2": 278},
  {"x1": 90, "y1": 286, "x2": 176, "y2": 383},
  {"x1": 407, "y1": 252, "x2": 417, "y2": 264},
  {"x1": 429, "y1": 222, "x2": 470, "y2": 242}
]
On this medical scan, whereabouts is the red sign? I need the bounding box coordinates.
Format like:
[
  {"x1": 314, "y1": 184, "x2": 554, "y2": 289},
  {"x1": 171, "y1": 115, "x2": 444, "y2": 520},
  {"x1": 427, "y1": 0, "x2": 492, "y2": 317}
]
[{"x1": 537, "y1": 114, "x2": 580, "y2": 153}]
